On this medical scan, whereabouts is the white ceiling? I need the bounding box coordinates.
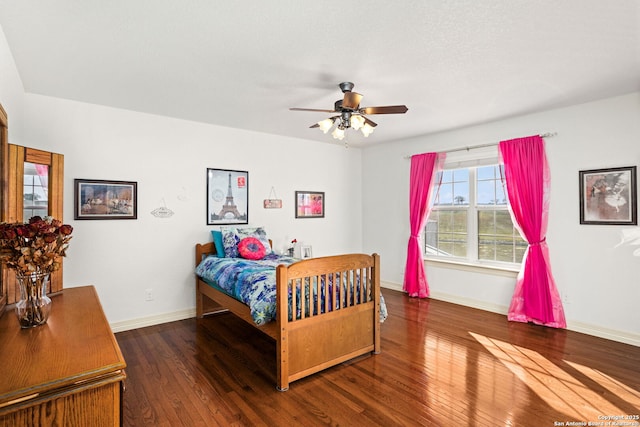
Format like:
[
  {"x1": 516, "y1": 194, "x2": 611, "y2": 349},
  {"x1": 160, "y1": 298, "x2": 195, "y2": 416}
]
[{"x1": 1, "y1": 1, "x2": 638, "y2": 147}]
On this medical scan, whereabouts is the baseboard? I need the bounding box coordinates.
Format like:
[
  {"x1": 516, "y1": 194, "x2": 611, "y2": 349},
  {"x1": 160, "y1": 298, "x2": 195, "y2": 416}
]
[
  {"x1": 381, "y1": 281, "x2": 403, "y2": 293},
  {"x1": 110, "y1": 308, "x2": 196, "y2": 333},
  {"x1": 565, "y1": 321, "x2": 640, "y2": 347},
  {"x1": 428, "y1": 290, "x2": 510, "y2": 316},
  {"x1": 380, "y1": 281, "x2": 640, "y2": 347}
]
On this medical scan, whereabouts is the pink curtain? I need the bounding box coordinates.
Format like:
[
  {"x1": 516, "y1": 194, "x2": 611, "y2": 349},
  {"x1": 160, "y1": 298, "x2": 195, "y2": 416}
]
[
  {"x1": 499, "y1": 135, "x2": 566, "y2": 328},
  {"x1": 403, "y1": 152, "x2": 446, "y2": 298},
  {"x1": 35, "y1": 164, "x2": 49, "y2": 198}
]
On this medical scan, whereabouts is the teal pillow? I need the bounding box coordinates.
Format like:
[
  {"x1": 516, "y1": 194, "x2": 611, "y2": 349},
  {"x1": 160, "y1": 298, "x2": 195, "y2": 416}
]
[{"x1": 211, "y1": 230, "x2": 225, "y2": 258}]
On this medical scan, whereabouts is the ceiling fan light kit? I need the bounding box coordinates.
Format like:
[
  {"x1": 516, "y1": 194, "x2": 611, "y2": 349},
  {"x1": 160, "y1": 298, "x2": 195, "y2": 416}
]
[
  {"x1": 317, "y1": 117, "x2": 335, "y2": 133},
  {"x1": 290, "y1": 82, "x2": 408, "y2": 141}
]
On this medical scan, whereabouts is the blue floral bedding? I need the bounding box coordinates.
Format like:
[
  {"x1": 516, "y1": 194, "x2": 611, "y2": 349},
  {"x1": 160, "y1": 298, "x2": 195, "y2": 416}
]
[
  {"x1": 196, "y1": 253, "x2": 295, "y2": 325},
  {"x1": 195, "y1": 254, "x2": 388, "y2": 325}
]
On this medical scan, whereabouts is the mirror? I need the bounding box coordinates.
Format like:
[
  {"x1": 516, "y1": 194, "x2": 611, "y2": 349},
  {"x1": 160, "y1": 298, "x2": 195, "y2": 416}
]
[{"x1": 23, "y1": 162, "x2": 49, "y2": 222}]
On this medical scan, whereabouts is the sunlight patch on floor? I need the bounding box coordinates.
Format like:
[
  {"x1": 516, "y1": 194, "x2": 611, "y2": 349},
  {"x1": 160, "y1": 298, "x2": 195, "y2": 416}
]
[
  {"x1": 565, "y1": 360, "x2": 640, "y2": 408},
  {"x1": 469, "y1": 332, "x2": 634, "y2": 422}
]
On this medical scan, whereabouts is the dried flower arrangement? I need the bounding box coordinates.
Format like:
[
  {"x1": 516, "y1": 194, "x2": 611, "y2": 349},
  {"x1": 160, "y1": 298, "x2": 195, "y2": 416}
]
[
  {"x1": 0, "y1": 216, "x2": 73, "y2": 327},
  {"x1": 0, "y1": 216, "x2": 73, "y2": 275}
]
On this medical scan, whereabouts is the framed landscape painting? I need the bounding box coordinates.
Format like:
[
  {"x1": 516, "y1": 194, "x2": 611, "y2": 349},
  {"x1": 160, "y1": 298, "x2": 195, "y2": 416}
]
[
  {"x1": 74, "y1": 179, "x2": 137, "y2": 220},
  {"x1": 579, "y1": 166, "x2": 637, "y2": 225}
]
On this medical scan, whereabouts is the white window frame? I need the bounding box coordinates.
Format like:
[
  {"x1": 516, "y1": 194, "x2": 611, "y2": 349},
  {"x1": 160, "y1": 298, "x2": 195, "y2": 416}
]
[{"x1": 424, "y1": 160, "x2": 523, "y2": 272}]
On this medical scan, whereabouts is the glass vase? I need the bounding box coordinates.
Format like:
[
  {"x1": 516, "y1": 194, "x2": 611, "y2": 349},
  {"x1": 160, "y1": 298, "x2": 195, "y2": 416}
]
[{"x1": 15, "y1": 271, "x2": 52, "y2": 328}]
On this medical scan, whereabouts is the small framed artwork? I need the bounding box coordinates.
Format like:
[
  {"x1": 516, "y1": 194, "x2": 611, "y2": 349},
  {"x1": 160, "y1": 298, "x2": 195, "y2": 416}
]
[
  {"x1": 295, "y1": 191, "x2": 324, "y2": 218},
  {"x1": 74, "y1": 179, "x2": 137, "y2": 220},
  {"x1": 263, "y1": 199, "x2": 282, "y2": 209},
  {"x1": 207, "y1": 168, "x2": 248, "y2": 225},
  {"x1": 579, "y1": 166, "x2": 637, "y2": 225},
  {"x1": 300, "y1": 245, "x2": 313, "y2": 259}
]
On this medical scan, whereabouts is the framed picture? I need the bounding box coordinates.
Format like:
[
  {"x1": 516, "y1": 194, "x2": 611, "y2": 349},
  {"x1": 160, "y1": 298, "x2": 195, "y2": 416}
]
[
  {"x1": 295, "y1": 191, "x2": 324, "y2": 218},
  {"x1": 207, "y1": 168, "x2": 248, "y2": 225},
  {"x1": 74, "y1": 179, "x2": 137, "y2": 220},
  {"x1": 579, "y1": 166, "x2": 637, "y2": 225},
  {"x1": 263, "y1": 199, "x2": 282, "y2": 209},
  {"x1": 300, "y1": 245, "x2": 313, "y2": 259}
]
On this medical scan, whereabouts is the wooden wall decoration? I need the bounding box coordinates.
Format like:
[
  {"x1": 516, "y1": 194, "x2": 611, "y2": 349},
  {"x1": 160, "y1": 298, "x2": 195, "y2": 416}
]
[
  {"x1": 2, "y1": 146, "x2": 65, "y2": 304},
  {"x1": 0, "y1": 103, "x2": 7, "y2": 317}
]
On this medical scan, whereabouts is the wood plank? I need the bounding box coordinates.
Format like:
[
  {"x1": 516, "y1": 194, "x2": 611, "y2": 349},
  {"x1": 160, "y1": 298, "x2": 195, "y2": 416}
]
[
  {"x1": 0, "y1": 104, "x2": 6, "y2": 318},
  {"x1": 3, "y1": 144, "x2": 24, "y2": 303},
  {"x1": 24, "y1": 147, "x2": 52, "y2": 166},
  {"x1": 0, "y1": 381, "x2": 122, "y2": 427},
  {"x1": 6, "y1": 144, "x2": 23, "y2": 224},
  {"x1": 288, "y1": 308, "x2": 374, "y2": 374},
  {"x1": 49, "y1": 152, "x2": 64, "y2": 219}
]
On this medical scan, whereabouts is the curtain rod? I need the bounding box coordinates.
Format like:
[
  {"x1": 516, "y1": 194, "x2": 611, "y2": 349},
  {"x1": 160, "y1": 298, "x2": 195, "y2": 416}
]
[{"x1": 403, "y1": 132, "x2": 557, "y2": 159}]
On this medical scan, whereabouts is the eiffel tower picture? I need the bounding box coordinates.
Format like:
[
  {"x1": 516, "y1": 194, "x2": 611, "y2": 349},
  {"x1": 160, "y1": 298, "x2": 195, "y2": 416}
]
[
  {"x1": 207, "y1": 169, "x2": 248, "y2": 225},
  {"x1": 219, "y1": 173, "x2": 242, "y2": 219}
]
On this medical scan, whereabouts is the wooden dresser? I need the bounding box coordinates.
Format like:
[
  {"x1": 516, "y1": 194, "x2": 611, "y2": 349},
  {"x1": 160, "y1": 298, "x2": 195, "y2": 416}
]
[{"x1": 0, "y1": 286, "x2": 126, "y2": 426}]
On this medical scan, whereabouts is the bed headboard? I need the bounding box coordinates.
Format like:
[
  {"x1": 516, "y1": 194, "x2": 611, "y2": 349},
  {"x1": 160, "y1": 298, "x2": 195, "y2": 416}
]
[{"x1": 195, "y1": 242, "x2": 216, "y2": 266}]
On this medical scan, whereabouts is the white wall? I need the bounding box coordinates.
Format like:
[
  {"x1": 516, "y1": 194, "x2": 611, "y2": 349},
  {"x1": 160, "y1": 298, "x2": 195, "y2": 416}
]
[
  {"x1": 362, "y1": 92, "x2": 640, "y2": 345},
  {"x1": 0, "y1": 25, "x2": 25, "y2": 142}
]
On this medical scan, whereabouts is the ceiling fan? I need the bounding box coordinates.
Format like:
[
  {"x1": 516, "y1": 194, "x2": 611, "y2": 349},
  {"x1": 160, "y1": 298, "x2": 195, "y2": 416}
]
[{"x1": 290, "y1": 82, "x2": 408, "y2": 141}]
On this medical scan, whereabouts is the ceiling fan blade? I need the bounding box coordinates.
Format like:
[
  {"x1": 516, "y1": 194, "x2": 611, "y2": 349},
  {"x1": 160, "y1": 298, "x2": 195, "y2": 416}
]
[
  {"x1": 290, "y1": 107, "x2": 337, "y2": 113},
  {"x1": 310, "y1": 115, "x2": 339, "y2": 128},
  {"x1": 361, "y1": 105, "x2": 408, "y2": 115},
  {"x1": 363, "y1": 117, "x2": 378, "y2": 127},
  {"x1": 342, "y1": 92, "x2": 363, "y2": 109}
]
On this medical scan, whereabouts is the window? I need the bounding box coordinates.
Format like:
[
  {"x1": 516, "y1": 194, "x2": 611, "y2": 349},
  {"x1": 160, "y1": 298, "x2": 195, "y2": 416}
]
[
  {"x1": 425, "y1": 164, "x2": 527, "y2": 267},
  {"x1": 23, "y1": 162, "x2": 49, "y2": 222}
]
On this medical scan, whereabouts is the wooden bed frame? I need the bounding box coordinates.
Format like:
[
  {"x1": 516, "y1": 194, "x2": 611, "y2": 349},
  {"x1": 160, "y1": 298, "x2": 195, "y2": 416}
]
[{"x1": 195, "y1": 242, "x2": 381, "y2": 391}]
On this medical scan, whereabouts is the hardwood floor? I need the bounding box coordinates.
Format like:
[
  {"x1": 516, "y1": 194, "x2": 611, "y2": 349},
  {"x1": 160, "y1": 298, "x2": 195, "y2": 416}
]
[{"x1": 116, "y1": 289, "x2": 640, "y2": 426}]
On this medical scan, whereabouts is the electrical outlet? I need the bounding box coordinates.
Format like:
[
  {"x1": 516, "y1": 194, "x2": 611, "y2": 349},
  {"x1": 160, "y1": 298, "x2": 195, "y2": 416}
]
[{"x1": 145, "y1": 288, "x2": 153, "y2": 301}]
